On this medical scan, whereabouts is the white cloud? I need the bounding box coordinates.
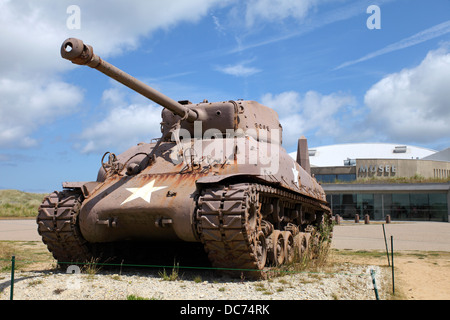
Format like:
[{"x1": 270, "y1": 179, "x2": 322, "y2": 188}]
[
  {"x1": 77, "y1": 86, "x2": 165, "y2": 154},
  {"x1": 0, "y1": 0, "x2": 225, "y2": 74},
  {"x1": 216, "y1": 60, "x2": 261, "y2": 77},
  {"x1": 77, "y1": 102, "x2": 163, "y2": 154},
  {"x1": 244, "y1": 0, "x2": 317, "y2": 27},
  {"x1": 0, "y1": 78, "x2": 83, "y2": 148},
  {"x1": 261, "y1": 90, "x2": 356, "y2": 149},
  {"x1": 212, "y1": 15, "x2": 226, "y2": 35},
  {"x1": 363, "y1": 48, "x2": 450, "y2": 144},
  {"x1": 62, "y1": 0, "x2": 225, "y2": 57},
  {"x1": 0, "y1": 0, "x2": 224, "y2": 149},
  {"x1": 261, "y1": 47, "x2": 450, "y2": 150}
]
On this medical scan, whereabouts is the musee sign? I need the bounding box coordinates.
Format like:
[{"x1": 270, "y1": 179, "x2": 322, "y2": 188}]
[{"x1": 358, "y1": 163, "x2": 397, "y2": 176}]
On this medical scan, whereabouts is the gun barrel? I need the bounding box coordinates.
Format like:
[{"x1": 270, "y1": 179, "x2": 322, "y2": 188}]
[{"x1": 61, "y1": 38, "x2": 197, "y2": 122}]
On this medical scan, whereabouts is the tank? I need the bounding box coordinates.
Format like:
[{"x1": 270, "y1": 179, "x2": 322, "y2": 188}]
[{"x1": 36, "y1": 38, "x2": 333, "y2": 278}]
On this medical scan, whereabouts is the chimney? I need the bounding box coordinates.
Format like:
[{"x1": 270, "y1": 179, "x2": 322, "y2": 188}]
[{"x1": 296, "y1": 136, "x2": 311, "y2": 174}]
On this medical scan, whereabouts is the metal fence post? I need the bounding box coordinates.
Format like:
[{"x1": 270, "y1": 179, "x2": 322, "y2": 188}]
[
  {"x1": 10, "y1": 255, "x2": 15, "y2": 300},
  {"x1": 382, "y1": 224, "x2": 390, "y2": 266},
  {"x1": 391, "y1": 236, "x2": 395, "y2": 295}
]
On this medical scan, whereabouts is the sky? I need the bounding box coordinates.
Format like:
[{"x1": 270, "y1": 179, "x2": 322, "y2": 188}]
[{"x1": 0, "y1": 0, "x2": 449, "y2": 193}]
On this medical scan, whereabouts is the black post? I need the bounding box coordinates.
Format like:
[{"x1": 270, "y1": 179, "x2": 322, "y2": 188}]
[
  {"x1": 382, "y1": 224, "x2": 390, "y2": 266},
  {"x1": 10, "y1": 255, "x2": 15, "y2": 300},
  {"x1": 391, "y1": 236, "x2": 395, "y2": 295}
]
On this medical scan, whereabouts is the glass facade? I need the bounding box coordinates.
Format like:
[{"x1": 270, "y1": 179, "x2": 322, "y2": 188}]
[
  {"x1": 315, "y1": 174, "x2": 356, "y2": 183},
  {"x1": 327, "y1": 192, "x2": 448, "y2": 222}
]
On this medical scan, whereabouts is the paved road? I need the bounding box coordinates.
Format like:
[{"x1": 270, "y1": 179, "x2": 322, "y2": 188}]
[
  {"x1": 331, "y1": 221, "x2": 450, "y2": 252},
  {"x1": 0, "y1": 219, "x2": 39, "y2": 241},
  {"x1": 1, "y1": 219, "x2": 449, "y2": 252}
]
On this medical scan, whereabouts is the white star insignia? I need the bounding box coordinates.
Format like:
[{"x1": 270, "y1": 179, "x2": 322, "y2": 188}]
[
  {"x1": 121, "y1": 179, "x2": 168, "y2": 205},
  {"x1": 292, "y1": 164, "x2": 299, "y2": 187}
]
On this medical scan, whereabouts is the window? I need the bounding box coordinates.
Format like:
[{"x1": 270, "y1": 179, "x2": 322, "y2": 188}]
[
  {"x1": 315, "y1": 174, "x2": 336, "y2": 183},
  {"x1": 343, "y1": 159, "x2": 356, "y2": 166},
  {"x1": 327, "y1": 192, "x2": 448, "y2": 222},
  {"x1": 337, "y1": 174, "x2": 356, "y2": 182},
  {"x1": 393, "y1": 146, "x2": 407, "y2": 153},
  {"x1": 315, "y1": 174, "x2": 356, "y2": 183}
]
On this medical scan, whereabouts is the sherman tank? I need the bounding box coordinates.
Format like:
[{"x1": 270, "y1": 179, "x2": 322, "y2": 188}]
[{"x1": 36, "y1": 38, "x2": 333, "y2": 278}]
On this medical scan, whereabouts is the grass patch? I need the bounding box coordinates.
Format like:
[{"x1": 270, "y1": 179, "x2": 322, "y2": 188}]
[
  {"x1": 80, "y1": 258, "x2": 103, "y2": 279},
  {"x1": 0, "y1": 190, "x2": 47, "y2": 218},
  {"x1": 254, "y1": 283, "x2": 273, "y2": 295},
  {"x1": 158, "y1": 262, "x2": 180, "y2": 281},
  {"x1": 0, "y1": 241, "x2": 55, "y2": 272},
  {"x1": 27, "y1": 279, "x2": 43, "y2": 287},
  {"x1": 332, "y1": 249, "x2": 387, "y2": 259},
  {"x1": 127, "y1": 294, "x2": 149, "y2": 300},
  {"x1": 254, "y1": 283, "x2": 265, "y2": 291}
]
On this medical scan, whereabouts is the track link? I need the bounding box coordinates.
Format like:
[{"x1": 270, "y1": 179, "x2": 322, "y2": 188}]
[
  {"x1": 196, "y1": 183, "x2": 265, "y2": 278},
  {"x1": 36, "y1": 190, "x2": 92, "y2": 266}
]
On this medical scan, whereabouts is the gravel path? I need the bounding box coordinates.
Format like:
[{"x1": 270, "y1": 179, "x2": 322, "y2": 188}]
[{"x1": 1, "y1": 263, "x2": 389, "y2": 301}]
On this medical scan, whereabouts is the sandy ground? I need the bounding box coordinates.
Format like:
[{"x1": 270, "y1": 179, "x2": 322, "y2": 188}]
[
  {"x1": 330, "y1": 249, "x2": 450, "y2": 300},
  {"x1": 330, "y1": 221, "x2": 450, "y2": 300},
  {"x1": 1, "y1": 219, "x2": 450, "y2": 300},
  {"x1": 392, "y1": 253, "x2": 450, "y2": 300}
]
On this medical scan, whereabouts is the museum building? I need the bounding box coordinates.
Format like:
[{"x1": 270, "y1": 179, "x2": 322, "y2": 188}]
[{"x1": 290, "y1": 143, "x2": 450, "y2": 222}]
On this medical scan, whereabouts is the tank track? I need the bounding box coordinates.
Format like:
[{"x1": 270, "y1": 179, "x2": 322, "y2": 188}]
[
  {"x1": 196, "y1": 183, "x2": 266, "y2": 278},
  {"x1": 36, "y1": 190, "x2": 92, "y2": 267},
  {"x1": 195, "y1": 182, "x2": 332, "y2": 279}
]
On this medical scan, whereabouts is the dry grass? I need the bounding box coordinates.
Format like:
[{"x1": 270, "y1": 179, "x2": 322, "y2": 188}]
[
  {"x1": 0, "y1": 190, "x2": 47, "y2": 218},
  {"x1": 0, "y1": 241, "x2": 55, "y2": 272}
]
